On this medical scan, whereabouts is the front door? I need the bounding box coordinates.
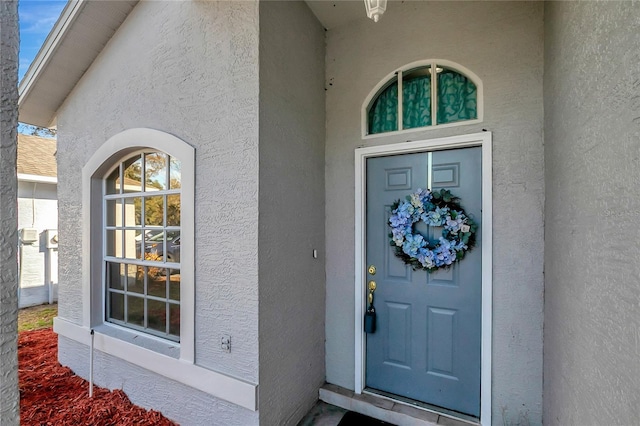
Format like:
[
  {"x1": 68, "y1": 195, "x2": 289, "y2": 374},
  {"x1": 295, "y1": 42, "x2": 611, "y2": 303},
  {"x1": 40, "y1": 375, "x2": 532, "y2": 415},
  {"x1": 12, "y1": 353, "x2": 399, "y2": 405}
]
[{"x1": 365, "y1": 147, "x2": 482, "y2": 417}]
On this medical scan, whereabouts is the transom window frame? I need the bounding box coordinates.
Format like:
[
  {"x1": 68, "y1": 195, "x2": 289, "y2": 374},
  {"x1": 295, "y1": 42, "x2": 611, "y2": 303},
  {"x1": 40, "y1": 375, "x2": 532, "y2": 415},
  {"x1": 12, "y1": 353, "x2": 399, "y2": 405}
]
[
  {"x1": 361, "y1": 59, "x2": 483, "y2": 139},
  {"x1": 82, "y1": 128, "x2": 195, "y2": 363}
]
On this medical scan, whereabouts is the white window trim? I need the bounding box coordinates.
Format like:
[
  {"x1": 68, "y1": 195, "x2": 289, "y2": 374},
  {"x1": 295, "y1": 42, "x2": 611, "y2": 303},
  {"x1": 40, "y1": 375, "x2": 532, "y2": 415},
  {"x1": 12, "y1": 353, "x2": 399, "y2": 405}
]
[
  {"x1": 55, "y1": 128, "x2": 257, "y2": 410},
  {"x1": 361, "y1": 59, "x2": 484, "y2": 139},
  {"x1": 354, "y1": 132, "x2": 492, "y2": 426}
]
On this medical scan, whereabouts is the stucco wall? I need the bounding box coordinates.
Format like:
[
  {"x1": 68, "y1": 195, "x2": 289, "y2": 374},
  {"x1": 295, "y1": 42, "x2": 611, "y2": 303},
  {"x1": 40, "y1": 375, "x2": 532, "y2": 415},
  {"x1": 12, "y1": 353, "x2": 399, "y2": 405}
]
[
  {"x1": 258, "y1": 2, "x2": 326, "y2": 425},
  {"x1": 543, "y1": 2, "x2": 640, "y2": 425},
  {"x1": 55, "y1": 1, "x2": 260, "y2": 424},
  {"x1": 17, "y1": 181, "x2": 58, "y2": 308},
  {"x1": 324, "y1": 2, "x2": 544, "y2": 424}
]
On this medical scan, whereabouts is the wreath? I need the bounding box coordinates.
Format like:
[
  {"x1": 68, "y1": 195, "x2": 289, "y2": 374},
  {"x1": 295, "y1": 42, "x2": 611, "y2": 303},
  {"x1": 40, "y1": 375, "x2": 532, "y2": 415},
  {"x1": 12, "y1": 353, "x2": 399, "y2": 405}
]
[{"x1": 388, "y1": 188, "x2": 477, "y2": 272}]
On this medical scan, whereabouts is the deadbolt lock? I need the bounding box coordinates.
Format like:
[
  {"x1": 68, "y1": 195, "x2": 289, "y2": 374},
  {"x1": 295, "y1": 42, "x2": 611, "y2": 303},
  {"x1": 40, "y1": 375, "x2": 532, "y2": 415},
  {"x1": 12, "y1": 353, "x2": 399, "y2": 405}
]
[{"x1": 368, "y1": 265, "x2": 377, "y2": 275}]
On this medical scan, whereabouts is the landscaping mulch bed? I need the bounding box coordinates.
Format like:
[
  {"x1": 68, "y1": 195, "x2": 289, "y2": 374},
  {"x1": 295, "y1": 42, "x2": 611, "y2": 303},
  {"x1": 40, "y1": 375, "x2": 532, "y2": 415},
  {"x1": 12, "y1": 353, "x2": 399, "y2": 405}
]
[{"x1": 19, "y1": 328, "x2": 177, "y2": 425}]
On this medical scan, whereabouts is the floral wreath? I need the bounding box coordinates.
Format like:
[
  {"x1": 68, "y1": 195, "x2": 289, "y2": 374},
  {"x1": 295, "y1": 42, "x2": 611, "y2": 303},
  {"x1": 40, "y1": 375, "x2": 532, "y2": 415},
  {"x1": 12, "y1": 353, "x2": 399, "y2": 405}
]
[{"x1": 389, "y1": 188, "x2": 477, "y2": 272}]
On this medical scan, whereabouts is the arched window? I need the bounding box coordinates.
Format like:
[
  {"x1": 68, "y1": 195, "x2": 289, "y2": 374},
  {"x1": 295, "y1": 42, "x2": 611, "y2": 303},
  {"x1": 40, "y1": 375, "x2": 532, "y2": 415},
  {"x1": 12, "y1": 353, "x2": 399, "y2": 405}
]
[
  {"x1": 104, "y1": 151, "x2": 182, "y2": 341},
  {"x1": 81, "y1": 128, "x2": 194, "y2": 362},
  {"x1": 364, "y1": 61, "x2": 481, "y2": 136}
]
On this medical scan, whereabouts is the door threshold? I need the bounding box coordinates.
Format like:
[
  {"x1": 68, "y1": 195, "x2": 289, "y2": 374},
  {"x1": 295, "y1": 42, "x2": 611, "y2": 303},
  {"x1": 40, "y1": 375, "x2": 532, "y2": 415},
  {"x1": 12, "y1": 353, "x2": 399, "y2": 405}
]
[
  {"x1": 363, "y1": 388, "x2": 479, "y2": 425},
  {"x1": 319, "y1": 383, "x2": 479, "y2": 426}
]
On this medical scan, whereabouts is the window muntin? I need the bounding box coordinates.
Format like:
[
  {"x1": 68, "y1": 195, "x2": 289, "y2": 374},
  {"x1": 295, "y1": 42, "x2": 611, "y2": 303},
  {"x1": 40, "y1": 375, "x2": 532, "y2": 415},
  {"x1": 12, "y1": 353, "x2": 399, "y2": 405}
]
[
  {"x1": 367, "y1": 63, "x2": 478, "y2": 135},
  {"x1": 104, "y1": 151, "x2": 181, "y2": 341}
]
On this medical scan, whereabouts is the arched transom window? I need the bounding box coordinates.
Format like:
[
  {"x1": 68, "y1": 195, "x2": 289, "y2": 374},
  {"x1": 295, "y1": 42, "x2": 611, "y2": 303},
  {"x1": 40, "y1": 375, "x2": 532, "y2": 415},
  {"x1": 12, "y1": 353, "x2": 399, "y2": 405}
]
[
  {"x1": 104, "y1": 151, "x2": 182, "y2": 341},
  {"x1": 365, "y1": 61, "x2": 481, "y2": 136}
]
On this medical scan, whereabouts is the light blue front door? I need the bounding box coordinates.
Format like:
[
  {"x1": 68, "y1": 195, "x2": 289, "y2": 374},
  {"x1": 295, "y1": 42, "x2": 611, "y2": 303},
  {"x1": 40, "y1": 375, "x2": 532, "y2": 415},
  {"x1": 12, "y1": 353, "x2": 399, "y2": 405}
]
[{"x1": 365, "y1": 147, "x2": 482, "y2": 417}]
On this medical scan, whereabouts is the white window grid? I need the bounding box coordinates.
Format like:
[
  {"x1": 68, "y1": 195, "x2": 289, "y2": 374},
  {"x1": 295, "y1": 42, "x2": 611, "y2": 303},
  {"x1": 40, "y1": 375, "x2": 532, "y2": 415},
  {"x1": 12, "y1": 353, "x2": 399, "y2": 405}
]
[{"x1": 103, "y1": 152, "x2": 181, "y2": 341}]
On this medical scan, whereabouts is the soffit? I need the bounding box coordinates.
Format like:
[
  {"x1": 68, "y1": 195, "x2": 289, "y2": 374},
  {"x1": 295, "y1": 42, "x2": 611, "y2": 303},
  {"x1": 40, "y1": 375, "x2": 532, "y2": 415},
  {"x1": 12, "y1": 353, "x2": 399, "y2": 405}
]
[
  {"x1": 305, "y1": 0, "x2": 370, "y2": 29},
  {"x1": 18, "y1": 0, "x2": 138, "y2": 128}
]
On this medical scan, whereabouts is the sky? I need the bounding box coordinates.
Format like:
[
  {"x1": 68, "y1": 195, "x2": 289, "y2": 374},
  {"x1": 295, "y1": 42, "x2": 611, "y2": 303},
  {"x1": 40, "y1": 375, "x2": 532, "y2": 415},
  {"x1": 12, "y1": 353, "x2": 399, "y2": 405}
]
[
  {"x1": 19, "y1": 0, "x2": 66, "y2": 82},
  {"x1": 18, "y1": 0, "x2": 66, "y2": 133}
]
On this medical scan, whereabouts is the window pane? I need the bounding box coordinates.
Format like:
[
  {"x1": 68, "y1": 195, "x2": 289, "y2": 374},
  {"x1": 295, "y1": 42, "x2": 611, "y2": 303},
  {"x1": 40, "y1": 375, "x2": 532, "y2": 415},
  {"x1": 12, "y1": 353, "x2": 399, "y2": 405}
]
[
  {"x1": 106, "y1": 262, "x2": 124, "y2": 290},
  {"x1": 169, "y1": 156, "x2": 181, "y2": 189},
  {"x1": 126, "y1": 264, "x2": 145, "y2": 294},
  {"x1": 106, "y1": 199, "x2": 123, "y2": 227},
  {"x1": 148, "y1": 273, "x2": 167, "y2": 298},
  {"x1": 368, "y1": 79, "x2": 398, "y2": 134},
  {"x1": 144, "y1": 235, "x2": 162, "y2": 263},
  {"x1": 124, "y1": 197, "x2": 142, "y2": 226},
  {"x1": 109, "y1": 292, "x2": 124, "y2": 321},
  {"x1": 166, "y1": 194, "x2": 180, "y2": 226},
  {"x1": 105, "y1": 166, "x2": 120, "y2": 195},
  {"x1": 169, "y1": 273, "x2": 180, "y2": 302},
  {"x1": 147, "y1": 300, "x2": 167, "y2": 334},
  {"x1": 437, "y1": 67, "x2": 477, "y2": 124},
  {"x1": 123, "y1": 228, "x2": 141, "y2": 259},
  {"x1": 169, "y1": 303, "x2": 180, "y2": 337},
  {"x1": 122, "y1": 156, "x2": 143, "y2": 192},
  {"x1": 106, "y1": 229, "x2": 123, "y2": 257},
  {"x1": 403, "y1": 67, "x2": 432, "y2": 129},
  {"x1": 127, "y1": 295, "x2": 145, "y2": 327},
  {"x1": 145, "y1": 153, "x2": 168, "y2": 191},
  {"x1": 166, "y1": 231, "x2": 180, "y2": 264},
  {"x1": 145, "y1": 195, "x2": 164, "y2": 227}
]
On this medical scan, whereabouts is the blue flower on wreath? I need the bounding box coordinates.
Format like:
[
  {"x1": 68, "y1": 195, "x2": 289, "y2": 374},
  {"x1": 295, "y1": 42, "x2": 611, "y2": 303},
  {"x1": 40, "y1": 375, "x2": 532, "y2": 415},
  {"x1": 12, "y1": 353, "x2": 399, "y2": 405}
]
[{"x1": 388, "y1": 188, "x2": 477, "y2": 273}]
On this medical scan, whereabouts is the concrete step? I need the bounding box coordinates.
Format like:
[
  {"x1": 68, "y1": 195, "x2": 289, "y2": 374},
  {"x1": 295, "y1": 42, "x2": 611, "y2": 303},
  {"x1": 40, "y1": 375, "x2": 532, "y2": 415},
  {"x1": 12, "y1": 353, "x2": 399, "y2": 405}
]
[{"x1": 318, "y1": 384, "x2": 478, "y2": 426}]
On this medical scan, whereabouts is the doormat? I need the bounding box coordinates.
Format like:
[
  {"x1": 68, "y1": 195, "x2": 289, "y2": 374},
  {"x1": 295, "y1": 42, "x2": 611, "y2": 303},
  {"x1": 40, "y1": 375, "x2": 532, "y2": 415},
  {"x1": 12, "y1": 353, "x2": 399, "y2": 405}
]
[{"x1": 337, "y1": 411, "x2": 396, "y2": 426}]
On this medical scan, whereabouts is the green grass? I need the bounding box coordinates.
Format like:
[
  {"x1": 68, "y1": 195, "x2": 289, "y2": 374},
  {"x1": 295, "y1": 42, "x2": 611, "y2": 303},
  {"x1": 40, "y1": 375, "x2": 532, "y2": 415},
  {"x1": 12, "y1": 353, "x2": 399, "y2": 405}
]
[{"x1": 18, "y1": 304, "x2": 57, "y2": 332}]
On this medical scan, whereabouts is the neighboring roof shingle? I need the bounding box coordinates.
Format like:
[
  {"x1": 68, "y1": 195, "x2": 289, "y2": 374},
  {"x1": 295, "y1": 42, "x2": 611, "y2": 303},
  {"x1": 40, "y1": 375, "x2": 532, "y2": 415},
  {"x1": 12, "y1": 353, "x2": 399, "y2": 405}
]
[{"x1": 17, "y1": 134, "x2": 57, "y2": 178}]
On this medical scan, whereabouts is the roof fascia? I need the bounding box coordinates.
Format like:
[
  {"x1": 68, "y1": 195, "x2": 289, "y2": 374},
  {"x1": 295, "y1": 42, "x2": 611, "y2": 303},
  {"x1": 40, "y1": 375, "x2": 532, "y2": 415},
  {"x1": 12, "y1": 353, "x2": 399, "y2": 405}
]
[{"x1": 18, "y1": 0, "x2": 86, "y2": 111}]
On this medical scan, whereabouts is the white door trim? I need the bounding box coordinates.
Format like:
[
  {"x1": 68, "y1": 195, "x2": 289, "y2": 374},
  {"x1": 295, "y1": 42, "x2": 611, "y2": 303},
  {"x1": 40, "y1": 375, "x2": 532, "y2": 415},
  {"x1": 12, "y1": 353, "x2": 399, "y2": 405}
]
[{"x1": 354, "y1": 131, "x2": 492, "y2": 426}]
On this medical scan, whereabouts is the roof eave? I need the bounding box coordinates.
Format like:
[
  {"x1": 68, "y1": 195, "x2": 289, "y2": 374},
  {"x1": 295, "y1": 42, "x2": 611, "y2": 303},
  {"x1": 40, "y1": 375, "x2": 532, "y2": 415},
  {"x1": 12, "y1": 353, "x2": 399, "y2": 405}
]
[{"x1": 18, "y1": 0, "x2": 86, "y2": 128}]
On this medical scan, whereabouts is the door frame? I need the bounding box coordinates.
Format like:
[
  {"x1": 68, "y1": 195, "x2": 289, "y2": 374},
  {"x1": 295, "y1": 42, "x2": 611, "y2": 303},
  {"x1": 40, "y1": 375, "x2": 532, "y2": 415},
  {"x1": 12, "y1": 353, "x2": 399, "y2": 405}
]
[{"x1": 354, "y1": 131, "x2": 492, "y2": 425}]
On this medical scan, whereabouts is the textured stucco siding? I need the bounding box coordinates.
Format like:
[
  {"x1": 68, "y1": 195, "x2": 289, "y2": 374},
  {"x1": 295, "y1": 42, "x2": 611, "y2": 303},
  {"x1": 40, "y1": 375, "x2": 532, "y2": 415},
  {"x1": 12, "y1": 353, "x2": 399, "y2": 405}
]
[
  {"x1": 17, "y1": 181, "x2": 58, "y2": 307},
  {"x1": 324, "y1": 2, "x2": 544, "y2": 424},
  {"x1": 56, "y1": 1, "x2": 260, "y2": 424},
  {"x1": 258, "y1": 2, "x2": 326, "y2": 425},
  {"x1": 58, "y1": 336, "x2": 258, "y2": 426},
  {"x1": 543, "y1": 2, "x2": 640, "y2": 425}
]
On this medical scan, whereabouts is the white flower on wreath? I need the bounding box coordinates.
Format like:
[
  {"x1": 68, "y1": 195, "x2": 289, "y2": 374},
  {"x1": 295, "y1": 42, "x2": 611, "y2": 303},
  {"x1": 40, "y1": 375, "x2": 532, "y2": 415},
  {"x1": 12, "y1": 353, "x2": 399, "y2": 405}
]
[{"x1": 461, "y1": 224, "x2": 471, "y2": 233}]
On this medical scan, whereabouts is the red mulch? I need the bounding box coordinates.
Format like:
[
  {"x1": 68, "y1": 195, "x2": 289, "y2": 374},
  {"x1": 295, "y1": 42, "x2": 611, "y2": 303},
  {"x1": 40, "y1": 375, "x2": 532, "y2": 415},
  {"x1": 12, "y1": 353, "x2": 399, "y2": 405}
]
[{"x1": 19, "y1": 328, "x2": 177, "y2": 425}]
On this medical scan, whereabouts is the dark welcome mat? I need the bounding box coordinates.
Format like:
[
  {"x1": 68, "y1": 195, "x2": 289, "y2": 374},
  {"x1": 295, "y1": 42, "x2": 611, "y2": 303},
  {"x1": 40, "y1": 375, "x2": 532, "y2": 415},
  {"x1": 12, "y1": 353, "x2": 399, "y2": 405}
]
[{"x1": 337, "y1": 411, "x2": 396, "y2": 426}]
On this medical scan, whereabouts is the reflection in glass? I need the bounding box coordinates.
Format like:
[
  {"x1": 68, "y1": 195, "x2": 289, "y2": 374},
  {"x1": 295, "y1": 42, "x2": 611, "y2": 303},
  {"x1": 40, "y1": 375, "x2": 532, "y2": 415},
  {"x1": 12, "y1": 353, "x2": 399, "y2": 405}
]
[
  {"x1": 169, "y1": 156, "x2": 181, "y2": 189},
  {"x1": 106, "y1": 262, "x2": 124, "y2": 290},
  {"x1": 106, "y1": 199, "x2": 123, "y2": 227},
  {"x1": 147, "y1": 300, "x2": 167, "y2": 333},
  {"x1": 127, "y1": 264, "x2": 144, "y2": 294},
  {"x1": 148, "y1": 273, "x2": 167, "y2": 298},
  {"x1": 106, "y1": 166, "x2": 121, "y2": 195},
  {"x1": 127, "y1": 295, "x2": 145, "y2": 327},
  {"x1": 169, "y1": 303, "x2": 180, "y2": 336},
  {"x1": 109, "y1": 292, "x2": 125, "y2": 321},
  {"x1": 166, "y1": 194, "x2": 180, "y2": 226},
  {"x1": 122, "y1": 155, "x2": 143, "y2": 192},
  {"x1": 125, "y1": 197, "x2": 142, "y2": 226},
  {"x1": 145, "y1": 196, "x2": 164, "y2": 226},
  {"x1": 145, "y1": 153, "x2": 167, "y2": 190},
  {"x1": 124, "y1": 229, "x2": 140, "y2": 259},
  {"x1": 169, "y1": 274, "x2": 180, "y2": 302},
  {"x1": 106, "y1": 230, "x2": 123, "y2": 257}
]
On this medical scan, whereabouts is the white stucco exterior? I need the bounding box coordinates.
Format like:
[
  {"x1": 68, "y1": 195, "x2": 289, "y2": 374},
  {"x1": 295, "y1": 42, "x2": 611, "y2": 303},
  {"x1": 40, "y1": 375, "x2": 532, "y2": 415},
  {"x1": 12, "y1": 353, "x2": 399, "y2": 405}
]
[
  {"x1": 56, "y1": 1, "x2": 261, "y2": 424},
  {"x1": 17, "y1": 180, "x2": 58, "y2": 308},
  {"x1": 324, "y1": 3, "x2": 544, "y2": 424},
  {"x1": 17, "y1": 0, "x2": 640, "y2": 425}
]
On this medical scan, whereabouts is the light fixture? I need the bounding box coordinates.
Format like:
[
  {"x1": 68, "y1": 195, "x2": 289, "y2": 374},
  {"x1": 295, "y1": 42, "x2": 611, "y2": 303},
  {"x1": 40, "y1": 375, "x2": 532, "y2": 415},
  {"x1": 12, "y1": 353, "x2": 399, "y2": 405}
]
[{"x1": 364, "y1": 0, "x2": 387, "y2": 23}]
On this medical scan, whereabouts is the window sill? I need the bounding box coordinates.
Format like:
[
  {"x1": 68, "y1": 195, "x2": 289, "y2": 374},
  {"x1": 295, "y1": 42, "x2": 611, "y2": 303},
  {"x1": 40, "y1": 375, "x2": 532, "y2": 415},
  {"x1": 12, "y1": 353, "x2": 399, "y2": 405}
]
[
  {"x1": 93, "y1": 322, "x2": 180, "y2": 359},
  {"x1": 53, "y1": 317, "x2": 257, "y2": 411}
]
